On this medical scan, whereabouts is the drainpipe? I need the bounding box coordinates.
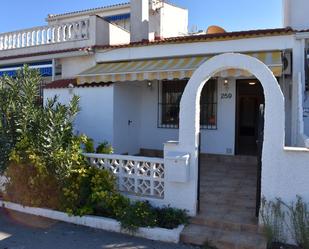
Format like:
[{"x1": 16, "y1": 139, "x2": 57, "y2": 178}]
[{"x1": 295, "y1": 33, "x2": 309, "y2": 148}]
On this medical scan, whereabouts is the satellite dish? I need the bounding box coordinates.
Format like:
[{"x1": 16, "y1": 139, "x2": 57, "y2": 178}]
[{"x1": 206, "y1": 25, "x2": 226, "y2": 34}]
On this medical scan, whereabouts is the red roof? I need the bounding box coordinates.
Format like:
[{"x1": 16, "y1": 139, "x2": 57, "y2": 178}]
[
  {"x1": 0, "y1": 47, "x2": 84, "y2": 61},
  {"x1": 44, "y1": 78, "x2": 112, "y2": 89},
  {"x1": 94, "y1": 27, "x2": 295, "y2": 50}
]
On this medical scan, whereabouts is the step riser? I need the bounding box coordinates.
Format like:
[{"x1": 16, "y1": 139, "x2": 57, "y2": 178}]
[
  {"x1": 190, "y1": 217, "x2": 259, "y2": 233},
  {"x1": 181, "y1": 234, "x2": 266, "y2": 249}
]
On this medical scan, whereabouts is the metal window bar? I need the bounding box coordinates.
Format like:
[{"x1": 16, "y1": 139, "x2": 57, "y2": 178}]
[{"x1": 158, "y1": 102, "x2": 218, "y2": 130}]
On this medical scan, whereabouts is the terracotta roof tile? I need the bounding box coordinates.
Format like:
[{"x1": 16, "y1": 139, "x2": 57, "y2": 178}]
[
  {"x1": 0, "y1": 47, "x2": 84, "y2": 61},
  {"x1": 94, "y1": 27, "x2": 295, "y2": 50},
  {"x1": 44, "y1": 78, "x2": 112, "y2": 89}
]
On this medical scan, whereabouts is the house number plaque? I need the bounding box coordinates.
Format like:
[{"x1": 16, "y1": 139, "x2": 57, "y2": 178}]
[{"x1": 221, "y1": 93, "x2": 232, "y2": 99}]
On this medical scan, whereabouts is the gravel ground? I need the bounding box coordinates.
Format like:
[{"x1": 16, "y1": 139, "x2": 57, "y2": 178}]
[{"x1": 0, "y1": 208, "x2": 197, "y2": 249}]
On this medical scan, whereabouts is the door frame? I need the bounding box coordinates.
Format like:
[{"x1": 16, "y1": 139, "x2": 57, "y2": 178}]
[{"x1": 235, "y1": 79, "x2": 263, "y2": 155}]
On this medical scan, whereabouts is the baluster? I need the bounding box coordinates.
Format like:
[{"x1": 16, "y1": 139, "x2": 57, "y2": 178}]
[
  {"x1": 36, "y1": 30, "x2": 40, "y2": 45},
  {"x1": 46, "y1": 28, "x2": 52, "y2": 44},
  {"x1": 0, "y1": 36, "x2": 3, "y2": 50},
  {"x1": 66, "y1": 23, "x2": 72, "y2": 41},
  {"x1": 51, "y1": 26, "x2": 56, "y2": 43},
  {"x1": 73, "y1": 22, "x2": 80, "y2": 40},
  {"x1": 8, "y1": 34, "x2": 12, "y2": 49},
  {"x1": 30, "y1": 31, "x2": 35, "y2": 46},
  {"x1": 62, "y1": 24, "x2": 66, "y2": 41},
  {"x1": 16, "y1": 33, "x2": 21, "y2": 48},
  {"x1": 4, "y1": 35, "x2": 8, "y2": 49},
  {"x1": 41, "y1": 29, "x2": 45, "y2": 44},
  {"x1": 26, "y1": 32, "x2": 30, "y2": 46},
  {"x1": 21, "y1": 33, "x2": 25, "y2": 47},
  {"x1": 79, "y1": 20, "x2": 85, "y2": 39},
  {"x1": 84, "y1": 19, "x2": 90, "y2": 39},
  {"x1": 12, "y1": 34, "x2": 16, "y2": 48},
  {"x1": 58, "y1": 25, "x2": 64, "y2": 42}
]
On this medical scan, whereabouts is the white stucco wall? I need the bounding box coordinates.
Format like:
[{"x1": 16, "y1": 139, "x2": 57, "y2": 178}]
[
  {"x1": 60, "y1": 55, "x2": 96, "y2": 79},
  {"x1": 283, "y1": 0, "x2": 309, "y2": 30},
  {"x1": 43, "y1": 86, "x2": 114, "y2": 146},
  {"x1": 159, "y1": 3, "x2": 188, "y2": 38},
  {"x1": 139, "y1": 79, "x2": 236, "y2": 155}
]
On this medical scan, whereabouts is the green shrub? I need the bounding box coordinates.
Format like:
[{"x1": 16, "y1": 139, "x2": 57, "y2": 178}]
[
  {"x1": 0, "y1": 67, "x2": 188, "y2": 233},
  {"x1": 155, "y1": 206, "x2": 189, "y2": 229},
  {"x1": 118, "y1": 201, "x2": 157, "y2": 232},
  {"x1": 0, "y1": 66, "x2": 41, "y2": 173},
  {"x1": 285, "y1": 196, "x2": 309, "y2": 249},
  {"x1": 260, "y1": 197, "x2": 286, "y2": 247},
  {"x1": 84, "y1": 138, "x2": 95, "y2": 153},
  {"x1": 62, "y1": 165, "x2": 117, "y2": 216},
  {"x1": 96, "y1": 141, "x2": 113, "y2": 154},
  {"x1": 94, "y1": 193, "x2": 130, "y2": 219},
  {"x1": 4, "y1": 162, "x2": 61, "y2": 210}
]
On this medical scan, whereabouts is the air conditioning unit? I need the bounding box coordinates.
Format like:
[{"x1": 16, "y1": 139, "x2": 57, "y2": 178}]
[
  {"x1": 150, "y1": 0, "x2": 164, "y2": 11},
  {"x1": 282, "y1": 51, "x2": 292, "y2": 76}
]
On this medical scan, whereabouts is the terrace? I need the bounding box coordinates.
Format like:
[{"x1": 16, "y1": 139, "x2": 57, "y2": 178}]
[{"x1": 0, "y1": 15, "x2": 129, "y2": 58}]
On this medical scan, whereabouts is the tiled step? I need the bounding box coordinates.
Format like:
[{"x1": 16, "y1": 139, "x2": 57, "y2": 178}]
[
  {"x1": 190, "y1": 215, "x2": 259, "y2": 234},
  {"x1": 200, "y1": 154, "x2": 258, "y2": 165},
  {"x1": 190, "y1": 209, "x2": 258, "y2": 233},
  {"x1": 201, "y1": 182, "x2": 257, "y2": 189},
  {"x1": 201, "y1": 173, "x2": 257, "y2": 181},
  {"x1": 185, "y1": 155, "x2": 264, "y2": 248},
  {"x1": 200, "y1": 193, "x2": 256, "y2": 206},
  {"x1": 200, "y1": 192, "x2": 256, "y2": 207},
  {"x1": 200, "y1": 185, "x2": 257, "y2": 194},
  {"x1": 180, "y1": 224, "x2": 267, "y2": 249},
  {"x1": 199, "y1": 202, "x2": 256, "y2": 213},
  {"x1": 200, "y1": 201, "x2": 256, "y2": 210}
]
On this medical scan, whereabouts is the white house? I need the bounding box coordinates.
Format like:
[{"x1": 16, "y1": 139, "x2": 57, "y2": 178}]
[{"x1": 1, "y1": 0, "x2": 309, "y2": 248}]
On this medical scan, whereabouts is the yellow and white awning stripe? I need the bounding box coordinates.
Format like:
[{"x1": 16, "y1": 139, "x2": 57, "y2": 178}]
[{"x1": 77, "y1": 51, "x2": 283, "y2": 85}]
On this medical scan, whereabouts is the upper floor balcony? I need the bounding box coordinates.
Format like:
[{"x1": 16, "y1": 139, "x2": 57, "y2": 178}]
[{"x1": 0, "y1": 15, "x2": 130, "y2": 59}]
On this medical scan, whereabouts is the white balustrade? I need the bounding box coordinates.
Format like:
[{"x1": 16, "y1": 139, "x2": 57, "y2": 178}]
[
  {"x1": 0, "y1": 19, "x2": 90, "y2": 51},
  {"x1": 84, "y1": 153, "x2": 165, "y2": 199}
]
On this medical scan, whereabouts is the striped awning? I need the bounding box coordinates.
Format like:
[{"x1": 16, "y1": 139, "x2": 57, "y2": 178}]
[{"x1": 77, "y1": 51, "x2": 283, "y2": 85}]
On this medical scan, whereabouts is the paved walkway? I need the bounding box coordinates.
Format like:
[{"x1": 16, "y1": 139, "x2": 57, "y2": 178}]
[{"x1": 0, "y1": 209, "x2": 196, "y2": 249}]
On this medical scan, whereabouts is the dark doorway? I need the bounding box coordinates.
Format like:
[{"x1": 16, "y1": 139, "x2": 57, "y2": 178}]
[{"x1": 235, "y1": 79, "x2": 264, "y2": 155}]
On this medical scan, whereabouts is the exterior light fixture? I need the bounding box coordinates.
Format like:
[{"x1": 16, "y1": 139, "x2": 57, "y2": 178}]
[
  {"x1": 147, "y1": 81, "x2": 153, "y2": 88},
  {"x1": 249, "y1": 82, "x2": 256, "y2": 85},
  {"x1": 223, "y1": 78, "x2": 229, "y2": 91}
]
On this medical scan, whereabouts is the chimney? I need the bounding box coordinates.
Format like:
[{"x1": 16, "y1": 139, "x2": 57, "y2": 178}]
[
  {"x1": 283, "y1": 0, "x2": 309, "y2": 30},
  {"x1": 130, "y1": 0, "x2": 150, "y2": 42}
]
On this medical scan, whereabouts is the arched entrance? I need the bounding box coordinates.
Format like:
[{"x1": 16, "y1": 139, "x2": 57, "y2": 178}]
[{"x1": 163, "y1": 53, "x2": 285, "y2": 216}]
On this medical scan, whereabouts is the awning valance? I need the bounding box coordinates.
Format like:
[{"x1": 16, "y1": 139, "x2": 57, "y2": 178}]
[{"x1": 77, "y1": 51, "x2": 283, "y2": 85}]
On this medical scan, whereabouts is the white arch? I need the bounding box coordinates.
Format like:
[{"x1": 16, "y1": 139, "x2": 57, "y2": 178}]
[
  {"x1": 178, "y1": 53, "x2": 285, "y2": 157},
  {"x1": 163, "y1": 53, "x2": 285, "y2": 215}
]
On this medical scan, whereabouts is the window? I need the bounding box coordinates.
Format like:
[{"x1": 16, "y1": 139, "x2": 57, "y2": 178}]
[{"x1": 158, "y1": 79, "x2": 217, "y2": 129}]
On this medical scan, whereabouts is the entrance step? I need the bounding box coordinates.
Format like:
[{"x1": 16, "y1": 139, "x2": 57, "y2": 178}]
[
  {"x1": 200, "y1": 154, "x2": 258, "y2": 165},
  {"x1": 190, "y1": 216, "x2": 258, "y2": 234},
  {"x1": 180, "y1": 155, "x2": 266, "y2": 248},
  {"x1": 180, "y1": 224, "x2": 267, "y2": 249}
]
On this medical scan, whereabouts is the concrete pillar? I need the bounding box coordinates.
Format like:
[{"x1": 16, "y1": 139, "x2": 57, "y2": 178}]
[{"x1": 130, "y1": 0, "x2": 149, "y2": 42}]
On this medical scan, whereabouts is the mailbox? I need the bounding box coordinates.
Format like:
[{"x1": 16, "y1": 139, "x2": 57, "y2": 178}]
[{"x1": 165, "y1": 152, "x2": 190, "y2": 183}]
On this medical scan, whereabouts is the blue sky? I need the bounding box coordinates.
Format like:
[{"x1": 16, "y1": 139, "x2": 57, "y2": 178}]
[{"x1": 0, "y1": 0, "x2": 282, "y2": 33}]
